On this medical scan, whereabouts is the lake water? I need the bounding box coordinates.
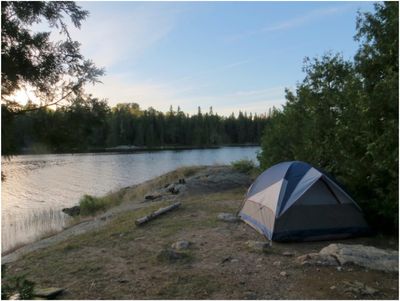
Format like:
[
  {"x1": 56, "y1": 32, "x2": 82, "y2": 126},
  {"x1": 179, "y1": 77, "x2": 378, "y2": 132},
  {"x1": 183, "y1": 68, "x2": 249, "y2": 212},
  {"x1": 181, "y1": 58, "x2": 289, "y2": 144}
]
[{"x1": 1, "y1": 146, "x2": 259, "y2": 253}]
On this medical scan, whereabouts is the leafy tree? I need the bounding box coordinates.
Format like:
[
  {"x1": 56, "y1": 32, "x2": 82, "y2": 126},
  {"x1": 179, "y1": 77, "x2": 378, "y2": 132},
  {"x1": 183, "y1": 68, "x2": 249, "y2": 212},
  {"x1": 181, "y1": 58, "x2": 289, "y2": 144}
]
[
  {"x1": 1, "y1": 1, "x2": 104, "y2": 110},
  {"x1": 353, "y1": 2, "x2": 399, "y2": 228},
  {"x1": 1, "y1": 1, "x2": 104, "y2": 157},
  {"x1": 258, "y1": 2, "x2": 398, "y2": 231}
]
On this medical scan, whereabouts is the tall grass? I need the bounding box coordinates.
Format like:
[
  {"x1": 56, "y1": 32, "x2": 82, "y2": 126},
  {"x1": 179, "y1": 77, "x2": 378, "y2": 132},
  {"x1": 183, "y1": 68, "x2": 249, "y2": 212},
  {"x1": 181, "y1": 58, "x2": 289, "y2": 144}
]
[{"x1": 2, "y1": 208, "x2": 72, "y2": 254}]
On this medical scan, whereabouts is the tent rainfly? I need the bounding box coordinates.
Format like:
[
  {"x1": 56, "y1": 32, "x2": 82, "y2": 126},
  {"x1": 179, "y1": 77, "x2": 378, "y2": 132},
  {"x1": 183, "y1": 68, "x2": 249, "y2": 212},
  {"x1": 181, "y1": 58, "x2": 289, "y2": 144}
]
[{"x1": 239, "y1": 161, "x2": 369, "y2": 241}]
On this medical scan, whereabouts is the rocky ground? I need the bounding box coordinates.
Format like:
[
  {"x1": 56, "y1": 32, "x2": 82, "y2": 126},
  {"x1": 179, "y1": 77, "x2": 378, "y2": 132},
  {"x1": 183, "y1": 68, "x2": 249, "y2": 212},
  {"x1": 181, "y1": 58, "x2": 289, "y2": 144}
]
[{"x1": 2, "y1": 166, "x2": 399, "y2": 299}]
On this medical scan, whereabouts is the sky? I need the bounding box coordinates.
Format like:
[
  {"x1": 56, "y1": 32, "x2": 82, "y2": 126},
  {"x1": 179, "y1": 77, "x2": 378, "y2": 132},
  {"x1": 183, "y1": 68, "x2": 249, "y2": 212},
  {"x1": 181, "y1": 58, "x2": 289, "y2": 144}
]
[{"x1": 51, "y1": 1, "x2": 375, "y2": 116}]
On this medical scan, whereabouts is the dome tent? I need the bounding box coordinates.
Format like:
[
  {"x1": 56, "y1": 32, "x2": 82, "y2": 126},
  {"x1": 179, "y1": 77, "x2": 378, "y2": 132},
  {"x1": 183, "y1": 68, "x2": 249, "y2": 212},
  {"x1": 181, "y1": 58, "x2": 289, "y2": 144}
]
[{"x1": 239, "y1": 161, "x2": 369, "y2": 241}]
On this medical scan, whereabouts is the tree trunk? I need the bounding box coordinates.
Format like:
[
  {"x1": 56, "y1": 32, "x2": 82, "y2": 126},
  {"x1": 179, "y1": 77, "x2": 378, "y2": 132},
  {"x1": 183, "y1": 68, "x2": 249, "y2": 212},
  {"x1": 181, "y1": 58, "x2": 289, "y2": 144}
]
[{"x1": 135, "y1": 202, "x2": 181, "y2": 226}]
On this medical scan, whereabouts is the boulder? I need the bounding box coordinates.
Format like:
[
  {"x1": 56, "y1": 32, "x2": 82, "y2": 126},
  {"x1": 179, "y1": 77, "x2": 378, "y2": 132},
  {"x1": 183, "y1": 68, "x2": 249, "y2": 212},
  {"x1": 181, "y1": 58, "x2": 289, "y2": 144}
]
[
  {"x1": 296, "y1": 253, "x2": 339, "y2": 266},
  {"x1": 320, "y1": 243, "x2": 398, "y2": 272},
  {"x1": 296, "y1": 244, "x2": 398, "y2": 272},
  {"x1": 217, "y1": 213, "x2": 239, "y2": 223},
  {"x1": 171, "y1": 240, "x2": 191, "y2": 250},
  {"x1": 62, "y1": 206, "x2": 80, "y2": 217}
]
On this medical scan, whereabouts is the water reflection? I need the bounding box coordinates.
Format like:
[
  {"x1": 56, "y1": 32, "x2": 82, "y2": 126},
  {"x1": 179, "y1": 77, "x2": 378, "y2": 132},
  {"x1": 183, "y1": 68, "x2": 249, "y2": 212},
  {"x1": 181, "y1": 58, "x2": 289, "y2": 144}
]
[{"x1": 2, "y1": 147, "x2": 259, "y2": 253}]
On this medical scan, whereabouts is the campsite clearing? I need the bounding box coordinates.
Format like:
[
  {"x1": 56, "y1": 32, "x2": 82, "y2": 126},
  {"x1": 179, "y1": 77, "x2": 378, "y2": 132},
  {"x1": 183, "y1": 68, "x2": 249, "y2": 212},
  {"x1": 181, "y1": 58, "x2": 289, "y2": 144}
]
[{"x1": 3, "y1": 166, "x2": 398, "y2": 299}]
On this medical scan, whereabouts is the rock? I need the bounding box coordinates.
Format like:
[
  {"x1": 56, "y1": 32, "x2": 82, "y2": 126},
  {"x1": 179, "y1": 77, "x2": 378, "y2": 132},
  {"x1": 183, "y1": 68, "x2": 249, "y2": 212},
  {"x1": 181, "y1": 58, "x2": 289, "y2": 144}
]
[
  {"x1": 165, "y1": 183, "x2": 185, "y2": 195},
  {"x1": 272, "y1": 261, "x2": 281, "y2": 266},
  {"x1": 9, "y1": 294, "x2": 20, "y2": 300},
  {"x1": 320, "y1": 243, "x2": 398, "y2": 272},
  {"x1": 144, "y1": 194, "x2": 162, "y2": 201},
  {"x1": 157, "y1": 249, "x2": 189, "y2": 262},
  {"x1": 171, "y1": 240, "x2": 191, "y2": 250},
  {"x1": 62, "y1": 206, "x2": 80, "y2": 217},
  {"x1": 282, "y1": 251, "x2": 295, "y2": 257},
  {"x1": 296, "y1": 253, "x2": 339, "y2": 266},
  {"x1": 330, "y1": 285, "x2": 336, "y2": 290},
  {"x1": 33, "y1": 287, "x2": 65, "y2": 298},
  {"x1": 168, "y1": 186, "x2": 180, "y2": 194},
  {"x1": 336, "y1": 266, "x2": 342, "y2": 271},
  {"x1": 280, "y1": 271, "x2": 288, "y2": 277},
  {"x1": 231, "y1": 259, "x2": 239, "y2": 263},
  {"x1": 217, "y1": 213, "x2": 239, "y2": 223},
  {"x1": 343, "y1": 281, "x2": 379, "y2": 296},
  {"x1": 245, "y1": 240, "x2": 269, "y2": 252}
]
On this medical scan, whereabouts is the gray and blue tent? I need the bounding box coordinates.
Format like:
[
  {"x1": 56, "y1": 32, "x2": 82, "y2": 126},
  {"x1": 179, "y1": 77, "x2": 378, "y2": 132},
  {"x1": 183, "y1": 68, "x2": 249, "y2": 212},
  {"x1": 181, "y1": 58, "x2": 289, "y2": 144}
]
[{"x1": 239, "y1": 161, "x2": 369, "y2": 241}]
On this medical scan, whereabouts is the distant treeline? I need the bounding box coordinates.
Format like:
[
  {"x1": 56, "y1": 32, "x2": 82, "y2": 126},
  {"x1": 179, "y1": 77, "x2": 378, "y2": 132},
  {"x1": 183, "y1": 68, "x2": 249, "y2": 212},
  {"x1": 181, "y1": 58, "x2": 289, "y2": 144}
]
[
  {"x1": 258, "y1": 3, "x2": 398, "y2": 232},
  {"x1": 4, "y1": 102, "x2": 268, "y2": 153}
]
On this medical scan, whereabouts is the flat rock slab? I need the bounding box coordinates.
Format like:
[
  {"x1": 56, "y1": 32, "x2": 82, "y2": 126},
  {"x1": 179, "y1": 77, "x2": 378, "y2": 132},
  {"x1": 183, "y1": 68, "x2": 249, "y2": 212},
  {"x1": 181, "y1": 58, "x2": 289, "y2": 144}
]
[
  {"x1": 297, "y1": 243, "x2": 398, "y2": 272},
  {"x1": 33, "y1": 287, "x2": 64, "y2": 298},
  {"x1": 320, "y1": 243, "x2": 398, "y2": 272}
]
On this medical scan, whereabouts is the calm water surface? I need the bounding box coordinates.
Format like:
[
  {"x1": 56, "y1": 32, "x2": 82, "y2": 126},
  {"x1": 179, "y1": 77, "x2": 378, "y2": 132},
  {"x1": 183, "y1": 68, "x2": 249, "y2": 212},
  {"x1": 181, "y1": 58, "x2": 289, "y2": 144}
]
[{"x1": 2, "y1": 147, "x2": 259, "y2": 253}]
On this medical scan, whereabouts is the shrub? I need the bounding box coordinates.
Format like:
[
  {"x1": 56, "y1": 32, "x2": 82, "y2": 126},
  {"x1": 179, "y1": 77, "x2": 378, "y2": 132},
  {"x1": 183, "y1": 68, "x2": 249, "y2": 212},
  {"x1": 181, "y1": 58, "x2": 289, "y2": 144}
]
[
  {"x1": 231, "y1": 159, "x2": 257, "y2": 175},
  {"x1": 79, "y1": 194, "x2": 107, "y2": 216},
  {"x1": 79, "y1": 192, "x2": 124, "y2": 216}
]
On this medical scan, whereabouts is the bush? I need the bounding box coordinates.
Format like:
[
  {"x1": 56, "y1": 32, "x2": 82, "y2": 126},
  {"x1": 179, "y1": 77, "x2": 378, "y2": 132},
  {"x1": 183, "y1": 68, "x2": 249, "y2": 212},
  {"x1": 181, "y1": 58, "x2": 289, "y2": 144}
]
[
  {"x1": 231, "y1": 159, "x2": 257, "y2": 175},
  {"x1": 79, "y1": 194, "x2": 107, "y2": 216},
  {"x1": 79, "y1": 192, "x2": 124, "y2": 216}
]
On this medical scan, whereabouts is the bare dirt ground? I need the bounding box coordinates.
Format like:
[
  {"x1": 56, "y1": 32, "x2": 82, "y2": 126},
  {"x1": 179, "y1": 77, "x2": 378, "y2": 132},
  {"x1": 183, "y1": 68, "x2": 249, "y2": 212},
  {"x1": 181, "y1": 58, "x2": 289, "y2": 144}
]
[{"x1": 3, "y1": 166, "x2": 398, "y2": 299}]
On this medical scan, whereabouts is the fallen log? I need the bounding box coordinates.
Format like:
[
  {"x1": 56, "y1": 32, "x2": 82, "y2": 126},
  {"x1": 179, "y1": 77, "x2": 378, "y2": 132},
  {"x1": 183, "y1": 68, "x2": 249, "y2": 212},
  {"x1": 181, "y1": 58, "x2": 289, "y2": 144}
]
[{"x1": 135, "y1": 202, "x2": 181, "y2": 226}]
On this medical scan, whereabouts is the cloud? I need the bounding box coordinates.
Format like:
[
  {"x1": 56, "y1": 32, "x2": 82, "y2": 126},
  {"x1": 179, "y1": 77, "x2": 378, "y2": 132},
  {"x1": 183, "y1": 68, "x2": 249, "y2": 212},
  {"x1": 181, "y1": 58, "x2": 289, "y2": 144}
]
[
  {"x1": 86, "y1": 73, "x2": 289, "y2": 117},
  {"x1": 67, "y1": 3, "x2": 181, "y2": 69},
  {"x1": 226, "y1": 5, "x2": 351, "y2": 42}
]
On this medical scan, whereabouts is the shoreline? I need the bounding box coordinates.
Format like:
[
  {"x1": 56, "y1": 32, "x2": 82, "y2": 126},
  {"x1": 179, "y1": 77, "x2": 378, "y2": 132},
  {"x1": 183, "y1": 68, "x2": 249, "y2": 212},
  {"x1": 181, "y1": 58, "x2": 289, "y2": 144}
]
[
  {"x1": 1, "y1": 166, "x2": 212, "y2": 263},
  {"x1": 14, "y1": 144, "x2": 260, "y2": 156}
]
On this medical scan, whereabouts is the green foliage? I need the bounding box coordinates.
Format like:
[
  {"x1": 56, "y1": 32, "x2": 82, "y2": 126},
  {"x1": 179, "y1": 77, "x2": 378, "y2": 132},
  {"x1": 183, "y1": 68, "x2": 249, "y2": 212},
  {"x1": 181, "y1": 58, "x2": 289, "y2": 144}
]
[
  {"x1": 6, "y1": 102, "x2": 268, "y2": 153},
  {"x1": 79, "y1": 194, "x2": 107, "y2": 216},
  {"x1": 1, "y1": 1, "x2": 104, "y2": 156},
  {"x1": 258, "y1": 3, "x2": 398, "y2": 232},
  {"x1": 231, "y1": 159, "x2": 257, "y2": 175},
  {"x1": 79, "y1": 193, "x2": 123, "y2": 216},
  {"x1": 1, "y1": 265, "x2": 35, "y2": 300},
  {"x1": 1, "y1": 1, "x2": 104, "y2": 104}
]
